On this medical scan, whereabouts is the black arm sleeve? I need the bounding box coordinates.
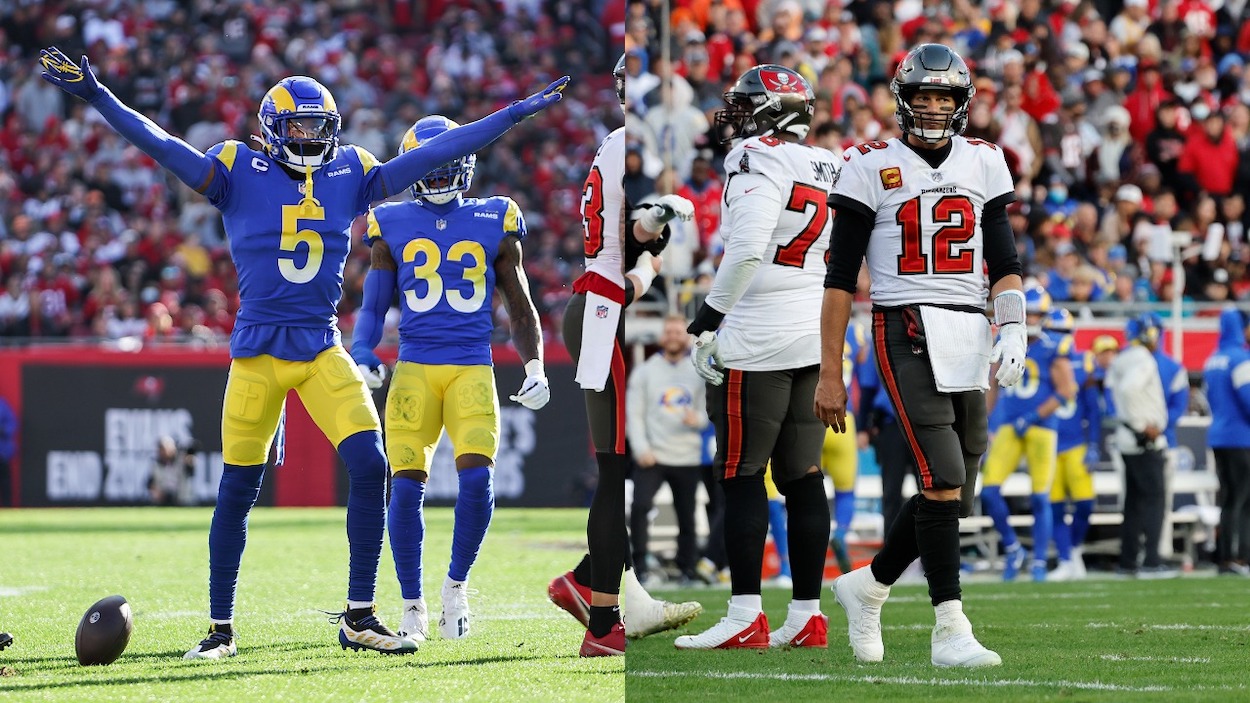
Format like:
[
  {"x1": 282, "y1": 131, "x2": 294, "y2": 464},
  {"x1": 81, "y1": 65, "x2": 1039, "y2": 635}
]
[
  {"x1": 982, "y1": 193, "x2": 1022, "y2": 286},
  {"x1": 823, "y1": 196, "x2": 875, "y2": 293}
]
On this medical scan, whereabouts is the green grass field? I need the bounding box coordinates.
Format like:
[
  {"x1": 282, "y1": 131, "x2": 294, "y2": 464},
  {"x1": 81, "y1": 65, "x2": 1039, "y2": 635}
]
[
  {"x1": 627, "y1": 576, "x2": 1250, "y2": 702},
  {"x1": 0, "y1": 507, "x2": 620, "y2": 702}
]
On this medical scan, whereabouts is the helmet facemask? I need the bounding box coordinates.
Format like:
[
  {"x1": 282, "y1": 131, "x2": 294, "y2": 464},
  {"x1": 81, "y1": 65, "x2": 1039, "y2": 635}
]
[
  {"x1": 894, "y1": 85, "x2": 970, "y2": 144},
  {"x1": 615, "y1": 53, "x2": 626, "y2": 112},
  {"x1": 272, "y1": 115, "x2": 339, "y2": 170},
  {"x1": 411, "y1": 155, "x2": 476, "y2": 204}
]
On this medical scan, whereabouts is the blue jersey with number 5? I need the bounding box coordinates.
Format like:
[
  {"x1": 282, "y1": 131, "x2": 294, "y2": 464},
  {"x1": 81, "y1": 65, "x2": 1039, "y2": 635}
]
[
  {"x1": 203, "y1": 139, "x2": 384, "y2": 360},
  {"x1": 364, "y1": 196, "x2": 525, "y2": 365}
]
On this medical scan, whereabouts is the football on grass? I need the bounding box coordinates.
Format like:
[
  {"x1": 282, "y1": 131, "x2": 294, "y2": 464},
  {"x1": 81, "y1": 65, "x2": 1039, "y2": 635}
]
[{"x1": 75, "y1": 595, "x2": 132, "y2": 665}]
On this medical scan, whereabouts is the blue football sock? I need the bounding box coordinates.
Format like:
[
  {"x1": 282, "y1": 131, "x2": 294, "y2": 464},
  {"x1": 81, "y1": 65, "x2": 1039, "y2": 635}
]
[
  {"x1": 388, "y1": 475, "x2": 426, "y2": 600},
  {"x1": 1071, "y1": 499, "x2": 1094, "y2": 547},
  {"x1": 338, "y1": 430, "x2": 388, "y2": 604},
  {"x1": 834, "y1": 490, "x2": 855, "y2": 544},
  {"x1": 208, "y1": 462, "x2": 265, "y2": 621},
  {"x1": 1051, "y1": 501, "x2": 1072, "y2": 561},
  {"x1": 1030, "y1": 493, "x2": 1053, "y2": 563},
  {"x1": 981, "y1": 485, "x2": 1017, "y2": 549},
  {"x1": 449, "y1": 465, "x2": 494, "y2": 582},
  {"x1": 768, "y1": 498, "x2": 790, "y2": 578}
]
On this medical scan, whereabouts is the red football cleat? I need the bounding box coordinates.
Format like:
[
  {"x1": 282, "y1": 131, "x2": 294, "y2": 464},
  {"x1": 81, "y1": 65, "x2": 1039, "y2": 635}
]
[
  {"x1": 548, "y1": 570, "x2": 591, "y2": 628},
  {"x1": 579, "y1": 622, "x2": 625, "y2": 657}
]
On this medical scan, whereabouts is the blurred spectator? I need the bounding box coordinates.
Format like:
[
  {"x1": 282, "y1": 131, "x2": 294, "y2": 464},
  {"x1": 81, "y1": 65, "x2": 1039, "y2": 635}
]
[
  {"x1": 626, "y1": 315, "x2": 710, "y2": 584},
  {"x1": 1178, "y1": 109, "x2": 1240, "y2": 199},
  {"x1": 148, "y1": 435, "x2": 194, "y2": 506}
]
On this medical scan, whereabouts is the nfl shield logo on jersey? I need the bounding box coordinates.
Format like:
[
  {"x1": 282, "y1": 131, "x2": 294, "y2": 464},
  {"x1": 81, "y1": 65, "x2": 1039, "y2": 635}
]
[
  {"x1": 595, "y1": 305, "x2": 609, "y2": 319},
  {"x1": 436, "y1": 219, "x2": 447, "y2": 230}
]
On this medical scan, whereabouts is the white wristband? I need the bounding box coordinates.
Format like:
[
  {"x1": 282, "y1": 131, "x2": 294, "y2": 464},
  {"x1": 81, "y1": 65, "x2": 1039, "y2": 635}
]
[
  {"x1": 523, "y1": 359, "x2": 545, "y2": 379},
  {"x1": 627, "y1": 252, "x2": 658, "y2": 297},
  {"x1": 993, "y1": 289, "x2": 1026, "y2": 326}
]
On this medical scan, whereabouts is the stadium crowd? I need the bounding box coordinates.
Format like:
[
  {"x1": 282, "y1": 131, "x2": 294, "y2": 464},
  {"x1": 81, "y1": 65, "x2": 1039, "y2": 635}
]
[
  {"x1": 0, "y1": 0, "x2": 623, "y2": 343},
  {"x1": 623, "y1": 0, "x2": 1250, "y2": 316}
]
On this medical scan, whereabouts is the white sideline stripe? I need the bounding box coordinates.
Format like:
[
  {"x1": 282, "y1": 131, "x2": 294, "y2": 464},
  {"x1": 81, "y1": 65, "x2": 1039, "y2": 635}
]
[
  {"x1": 0, "y1": 586, "x2": 50, "y2": 597},
  {"x1": 1085, "y1": 620, "x2": 1250, "y2": 632},
  {"x1": 629, "y1": 670, "x2": 1183, "y2": 692},
  {"x1": 1100, "y1": 654, "x2": 1212, "y2": 664}
]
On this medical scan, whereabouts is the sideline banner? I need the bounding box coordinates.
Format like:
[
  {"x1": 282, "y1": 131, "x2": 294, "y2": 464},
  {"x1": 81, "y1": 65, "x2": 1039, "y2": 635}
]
[{"x1": 7, "y1": 346, "x2": 588, "y2": 508}]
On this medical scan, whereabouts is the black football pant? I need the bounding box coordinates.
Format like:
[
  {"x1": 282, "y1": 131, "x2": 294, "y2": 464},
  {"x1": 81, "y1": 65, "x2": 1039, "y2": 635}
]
[
  {"x1": 630, "y1": 464, "x2": 701, "y2": 578},
  {"x1": 1214, "y1": 448, "x2": 1250, "y2": 564},
  {"x1": 563, "y1": 293, "x2": 627, "y2": 595},
  {"x1": 1120, "y1": 449, "x2": 1167, "y2": 570}
]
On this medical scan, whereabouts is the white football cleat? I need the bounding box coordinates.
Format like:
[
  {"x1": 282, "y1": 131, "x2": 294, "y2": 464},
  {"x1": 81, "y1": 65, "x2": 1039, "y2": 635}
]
[
  {"x1": 399, "y1": 599, "x2": 429, "y2": 642},
  {"x1": 931, "y1": 608, "x2": 1001, "y2": 668},
  {"x1": 624, "y1": 597, "x2": 703, "y2": 639},
  {"x1": 768, "y1": 604, "x2": 828, "y2": 648},
  {"x1": 183, "y1": 625, "x2": 236, "y2": 660},
  {"x1": 439, "y1": 580, "x2": 473, "y2": 639},
  {"x1": 832, "y1": 566, "x2": 888, "y2": 662},
  {"x1": 1070, "y1": 547, "x2": 1087, "y2": 579},
  {"x1": 1048, "y1": 559, "x2": 1082, "y2": 582},
  {"x1": 674, "y1": 603, "x2": 768, "y2": 650}
]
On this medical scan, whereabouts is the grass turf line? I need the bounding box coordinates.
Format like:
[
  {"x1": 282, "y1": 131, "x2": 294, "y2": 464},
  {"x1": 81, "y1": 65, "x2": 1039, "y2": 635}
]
[
  {"x1": 0, "y1": 507, "x2": 618, "y2": 703},
  {"x1": 625, "y1": 577, "x2": 1250, "y2": 703}
]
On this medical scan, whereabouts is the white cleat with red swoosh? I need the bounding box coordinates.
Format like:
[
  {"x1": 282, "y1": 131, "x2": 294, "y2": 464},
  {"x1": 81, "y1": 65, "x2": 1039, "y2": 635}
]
[{"x1": 673, "y1": 603, "x2": 769, "y2": 650}]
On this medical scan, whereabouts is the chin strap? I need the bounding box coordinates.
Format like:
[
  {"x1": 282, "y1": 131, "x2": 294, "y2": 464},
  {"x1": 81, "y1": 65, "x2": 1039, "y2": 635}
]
[{"x1": 300, "y1": 165, "x2": 320, "y2": 213}]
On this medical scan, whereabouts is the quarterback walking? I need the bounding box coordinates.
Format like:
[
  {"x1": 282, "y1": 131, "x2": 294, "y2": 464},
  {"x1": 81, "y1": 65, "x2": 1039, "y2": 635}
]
[{"x1": 816, "y1": 43, "x2": 1027, "y2": 667}]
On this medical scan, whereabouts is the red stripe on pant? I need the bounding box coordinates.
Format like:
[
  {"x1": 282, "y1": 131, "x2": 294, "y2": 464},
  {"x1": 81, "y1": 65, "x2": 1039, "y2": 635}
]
[
  {"x1": 724, "y1": 369, "x2": 744, "y2": 479},
  {"x1": 610, "y1": 338, "x2": 627, "y2": 455},
  {"x1": 873, "y1": 310, "x2": 934, "y2": 489}
]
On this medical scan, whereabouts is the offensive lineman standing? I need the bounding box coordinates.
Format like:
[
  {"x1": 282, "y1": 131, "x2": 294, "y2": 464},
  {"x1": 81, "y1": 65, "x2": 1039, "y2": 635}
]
[
  {"x1": 816, "y1": 44, "x2": 1027, "y2": 667},
  {"x1": 678, "y1": 64, "x2": 838, "y2": 650},
  {"x1": 548, "y1": 55, "x2": 702, "y2": 656}
]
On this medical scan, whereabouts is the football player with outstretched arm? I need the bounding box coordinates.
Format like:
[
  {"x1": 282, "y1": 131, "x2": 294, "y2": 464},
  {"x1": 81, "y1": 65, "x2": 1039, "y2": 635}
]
[
  {"x1": 37, "y1": 47, "x2": 568, "y2": 659},
  {"x1": 350, "y1": 115, "x2": 551, "y2": 643},
  {"x1": 677, "y1": 65, "x2": 838, "y2": 651},
  {"x1": 816, "y1": 44, "x2": 1026, "y2": 668},
  {"x1": 546, "y1": 55, "x2": 702, "y2": 657}
]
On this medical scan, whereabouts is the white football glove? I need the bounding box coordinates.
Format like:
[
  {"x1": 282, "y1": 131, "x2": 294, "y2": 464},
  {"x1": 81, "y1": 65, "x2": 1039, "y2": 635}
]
[
  {"x1": 639, "y1": 194, "x2": 695, "y2": 232},
  {"x1": 509, "y1": 360, "x2": 551, "y2": 410},
  {"x1": 692, "y1": 330, "x2": 725, "y2": 386},
  {"x1": 990, "y1": 322, "x2": 1028, "y2": 387},
  {"x1": 357, "y1": 363, "x2": 387, "y2": 390}
]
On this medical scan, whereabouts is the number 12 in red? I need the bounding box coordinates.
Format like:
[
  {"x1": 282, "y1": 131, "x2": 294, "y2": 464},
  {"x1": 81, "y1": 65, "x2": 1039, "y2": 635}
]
[{"x1": 895, "y1": 195, "x2": 976, "y2": 275}]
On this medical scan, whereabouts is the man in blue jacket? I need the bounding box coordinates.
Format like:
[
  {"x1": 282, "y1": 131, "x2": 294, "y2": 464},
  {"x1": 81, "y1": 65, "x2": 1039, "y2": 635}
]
[{"x1": 1202, "y1": 307, "x2": 1250, "y2": 575}]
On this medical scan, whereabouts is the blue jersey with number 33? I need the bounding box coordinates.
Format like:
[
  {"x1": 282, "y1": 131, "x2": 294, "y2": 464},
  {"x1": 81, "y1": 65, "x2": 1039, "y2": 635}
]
[
  {"x1": 364, "y1": 196, "x2": 525, "y2": 365},
  {"x1": 203, "y1": 139, "x2": 384, "y2": 360}
]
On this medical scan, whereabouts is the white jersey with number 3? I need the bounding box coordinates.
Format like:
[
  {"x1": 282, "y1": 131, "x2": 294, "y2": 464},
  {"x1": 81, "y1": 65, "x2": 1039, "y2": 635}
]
[
  {"x1": 581, "y1": 127, "x2": 625, "y2": 286},
  {"x1": 831, "y1": 135, "x2": 1014, "y2": 308},
  {"x1": 710, "y1": 136, "x2": 840, "y2": 371}
]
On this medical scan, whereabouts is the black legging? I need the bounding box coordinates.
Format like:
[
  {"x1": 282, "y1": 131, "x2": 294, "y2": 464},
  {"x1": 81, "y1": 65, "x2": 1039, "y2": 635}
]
[
  {"x1": 630, "y1": 464, "x2": 701, "y2": 577},
  {"x1": 1120, "y1": 450, "x2": 1167, "y2": 570},
  {"x1": 1213, "y1": 448, "x2": 1250, "y2": 564}
]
